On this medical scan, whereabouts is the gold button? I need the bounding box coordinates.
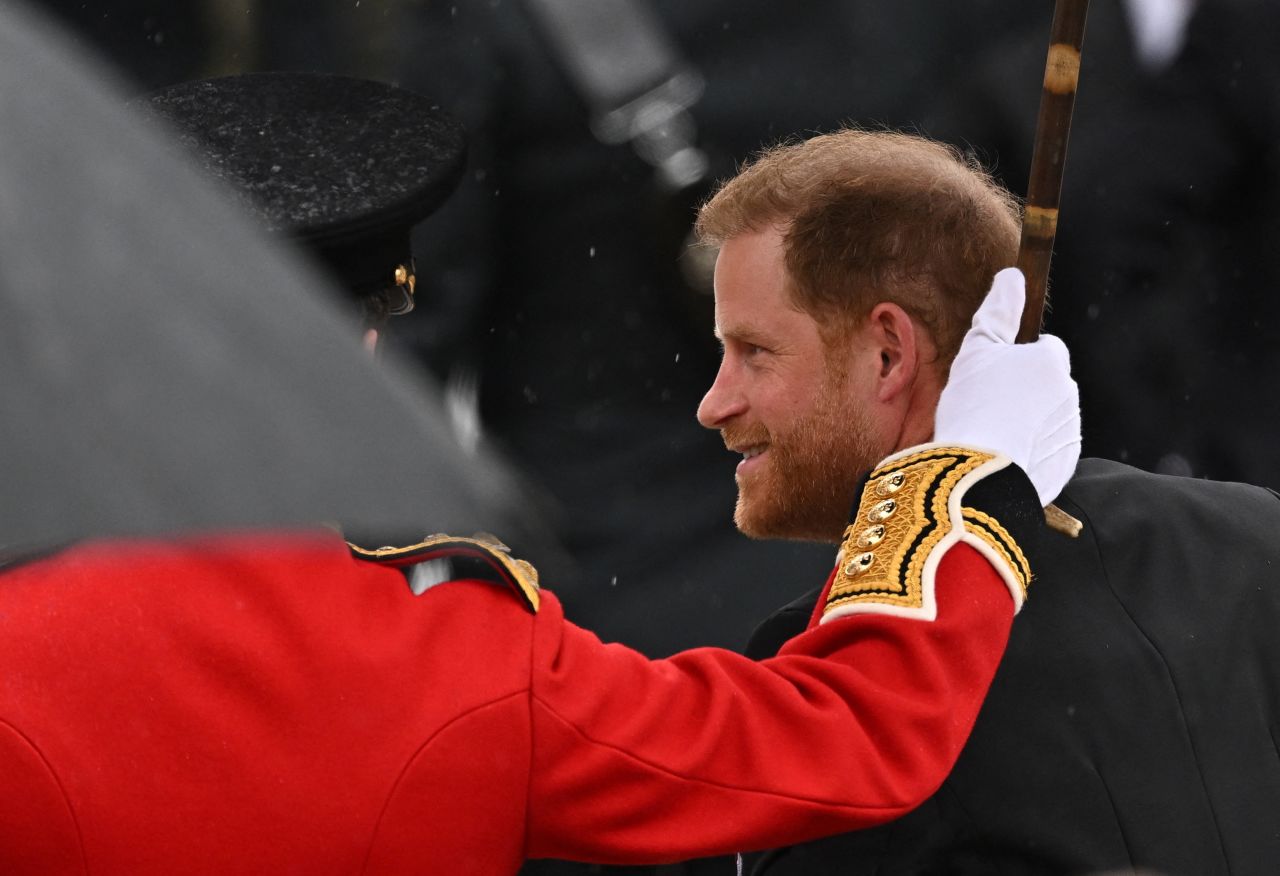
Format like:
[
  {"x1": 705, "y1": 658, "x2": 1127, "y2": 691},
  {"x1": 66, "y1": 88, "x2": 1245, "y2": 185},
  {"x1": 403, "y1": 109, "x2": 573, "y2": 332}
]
[
  {"x1": 843, "y1": 552, "x2": 875, "y2": 577},
  {"x1": 857, "y1": 525, "x2": 886, "y2": 548},
  {"x1": 868, "y1": 499, "x2": 897, "y2": 522},
  {"x1": 875, "y1": 471, "x2": 906, "y2": 496}
]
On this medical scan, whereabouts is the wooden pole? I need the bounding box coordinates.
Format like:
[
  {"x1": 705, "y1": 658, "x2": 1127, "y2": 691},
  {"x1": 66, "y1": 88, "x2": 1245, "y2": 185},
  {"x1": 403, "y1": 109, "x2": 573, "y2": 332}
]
[{"x1": 1016, "y1": 0, "x2": 1091, "y2": 343}]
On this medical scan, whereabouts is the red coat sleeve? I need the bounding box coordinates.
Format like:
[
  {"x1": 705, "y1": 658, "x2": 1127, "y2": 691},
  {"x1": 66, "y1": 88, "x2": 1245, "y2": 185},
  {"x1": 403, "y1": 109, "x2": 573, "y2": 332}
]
[{"x1": 525, "y1": 542, "x2": 1012, "y2": 863}]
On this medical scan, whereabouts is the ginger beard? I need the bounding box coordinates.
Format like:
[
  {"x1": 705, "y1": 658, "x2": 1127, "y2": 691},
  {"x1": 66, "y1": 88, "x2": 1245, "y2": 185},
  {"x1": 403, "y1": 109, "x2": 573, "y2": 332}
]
[{"x1": 723, "y1": 367, "x2": 886, "y2": 544}]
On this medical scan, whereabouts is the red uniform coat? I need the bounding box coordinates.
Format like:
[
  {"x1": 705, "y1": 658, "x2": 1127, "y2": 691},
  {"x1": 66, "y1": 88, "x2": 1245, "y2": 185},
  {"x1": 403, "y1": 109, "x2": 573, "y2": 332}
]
[{"x1": 0, "y1": 528, "x2": 1011, "y2": 874}]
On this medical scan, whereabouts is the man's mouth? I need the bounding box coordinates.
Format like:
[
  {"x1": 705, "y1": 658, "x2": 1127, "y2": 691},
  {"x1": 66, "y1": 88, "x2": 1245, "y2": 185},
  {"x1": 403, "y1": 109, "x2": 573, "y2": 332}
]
[{"x1": 732, "y1": 444, "x2": 769, "y2": 474}]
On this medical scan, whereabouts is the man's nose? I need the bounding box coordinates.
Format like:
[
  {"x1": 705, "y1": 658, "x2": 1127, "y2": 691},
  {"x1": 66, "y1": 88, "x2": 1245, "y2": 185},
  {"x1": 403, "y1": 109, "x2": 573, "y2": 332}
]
[{"x1": 697, "y1": 362, "x2": 746, "y2": 429}]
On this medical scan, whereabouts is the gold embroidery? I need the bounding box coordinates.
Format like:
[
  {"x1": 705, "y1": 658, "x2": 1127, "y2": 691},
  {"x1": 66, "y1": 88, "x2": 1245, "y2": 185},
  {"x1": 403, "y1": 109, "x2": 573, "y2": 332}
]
[
  {"x1": 962, "y1": 507, "x2": 1031, "y2": 600},
  {"x1": 826, "y1": 448, "x2": 993, "y2": 615}
]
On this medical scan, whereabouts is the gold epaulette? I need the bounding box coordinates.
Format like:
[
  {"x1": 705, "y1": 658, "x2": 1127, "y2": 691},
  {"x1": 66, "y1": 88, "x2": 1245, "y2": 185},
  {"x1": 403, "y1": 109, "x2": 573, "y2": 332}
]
[
  {"x1": 822, "y1": 444, "x2": 1032, "y2": 624},
  {"x1": 349, "y1": 533, "x2": 540, "y2": 613}
]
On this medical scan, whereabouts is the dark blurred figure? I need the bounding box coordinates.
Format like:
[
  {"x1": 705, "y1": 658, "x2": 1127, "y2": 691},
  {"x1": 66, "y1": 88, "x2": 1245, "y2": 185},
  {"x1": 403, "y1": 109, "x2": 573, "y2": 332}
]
[
  {"x1": 928, "y1": 0, "x2": 1280, "y2": 488},
  {"x1": 388, "y1": 0, "x2": 1043, "y2": 668},
  {"x1": 34, "y1": 0, "x2": 409, "y2": 92},
  {"x1": 36, "y1": 0, "x2": 214, "y2": 88},
  {"x1": 1107, "y1": 0, "x2": 1280, "y2": 486}
]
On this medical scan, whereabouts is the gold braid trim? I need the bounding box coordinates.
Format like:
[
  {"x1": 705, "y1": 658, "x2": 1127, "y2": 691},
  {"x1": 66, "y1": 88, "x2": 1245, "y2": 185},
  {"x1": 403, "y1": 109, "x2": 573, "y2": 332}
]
[
  {"x1": 962, "y1": 508, "x2": 1031, "y2": 601},
  {"x1": 349, "y1": 533, "x2": 540, "y2": 612},
  {"x1": 822, "y1": 445, "x2": 1027, "y2": 623}
]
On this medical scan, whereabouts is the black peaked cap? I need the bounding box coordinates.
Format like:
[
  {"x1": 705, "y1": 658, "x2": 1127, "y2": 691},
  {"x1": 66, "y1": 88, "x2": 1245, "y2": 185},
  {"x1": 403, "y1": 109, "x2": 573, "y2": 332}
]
[{"x1": 143, "y1": 72, "x2": 466, "y2": 298}]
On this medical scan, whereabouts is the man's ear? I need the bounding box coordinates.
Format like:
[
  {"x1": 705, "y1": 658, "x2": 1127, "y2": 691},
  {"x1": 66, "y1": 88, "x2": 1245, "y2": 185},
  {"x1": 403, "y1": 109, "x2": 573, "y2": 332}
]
[{"x1": 865, "y1": 302, "x2": 921, "y2": 403}]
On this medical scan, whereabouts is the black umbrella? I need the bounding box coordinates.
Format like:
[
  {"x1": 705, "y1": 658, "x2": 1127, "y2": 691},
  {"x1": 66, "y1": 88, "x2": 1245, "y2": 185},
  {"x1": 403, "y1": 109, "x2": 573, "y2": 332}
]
[{"x1": 0, "y1": 0, "x2": 514, "y2": 549}]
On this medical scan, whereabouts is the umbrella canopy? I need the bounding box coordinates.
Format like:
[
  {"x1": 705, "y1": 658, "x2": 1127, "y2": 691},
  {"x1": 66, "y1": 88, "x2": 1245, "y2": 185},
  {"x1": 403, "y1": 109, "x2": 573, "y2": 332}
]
[{"x1": 0, "y1": 0, "x2": 515, "y2": 550}]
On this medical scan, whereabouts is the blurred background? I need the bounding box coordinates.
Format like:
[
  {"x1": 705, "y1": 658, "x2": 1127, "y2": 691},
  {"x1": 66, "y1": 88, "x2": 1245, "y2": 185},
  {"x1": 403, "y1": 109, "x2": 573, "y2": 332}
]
[{"x1": 28, "y1": 0, "x2": 1278, "y2": 870}]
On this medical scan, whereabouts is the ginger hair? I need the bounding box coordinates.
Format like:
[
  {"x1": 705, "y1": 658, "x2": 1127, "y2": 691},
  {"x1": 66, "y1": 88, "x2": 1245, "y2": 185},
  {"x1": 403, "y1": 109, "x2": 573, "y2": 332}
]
[{"x1": 695, "y1": 129, "x2": 1022, "y2": 364}]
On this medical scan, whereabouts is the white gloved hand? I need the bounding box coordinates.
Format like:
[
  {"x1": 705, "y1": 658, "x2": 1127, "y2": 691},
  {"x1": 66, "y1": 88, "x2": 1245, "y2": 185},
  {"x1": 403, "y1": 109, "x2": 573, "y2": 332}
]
[{"x1": 933, "y1": 268, "x2": 1081, "y2": 505}]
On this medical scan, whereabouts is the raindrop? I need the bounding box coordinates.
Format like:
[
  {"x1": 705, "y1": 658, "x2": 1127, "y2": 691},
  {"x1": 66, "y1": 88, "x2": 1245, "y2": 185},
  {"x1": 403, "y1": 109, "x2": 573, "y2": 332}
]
[
  {"x1": 610, "y1": 575, "x2": 618, "y2": 587},
  {"x1": 588, "y1": 246, "x2": 596, "y2": 258},
  {"x1": 674, "y1": 353, "x2": 681, "y2": 363}
]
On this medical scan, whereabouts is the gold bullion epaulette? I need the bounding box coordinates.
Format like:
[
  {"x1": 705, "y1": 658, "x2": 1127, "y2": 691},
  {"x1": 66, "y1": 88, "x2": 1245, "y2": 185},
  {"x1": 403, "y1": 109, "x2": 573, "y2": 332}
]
[
  {"x1": 822, "y1": 444, "x2": 1038, "y2": 624},
  {"x1": 349, "y1": 533, "x2": 540, "y2": 613}
]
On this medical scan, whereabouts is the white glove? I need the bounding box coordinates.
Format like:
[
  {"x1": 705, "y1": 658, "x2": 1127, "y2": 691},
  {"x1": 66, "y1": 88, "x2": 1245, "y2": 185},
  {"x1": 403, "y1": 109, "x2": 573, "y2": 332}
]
[{"x1": 933, "y1": 268, "x2": 1081, "y2": 505}]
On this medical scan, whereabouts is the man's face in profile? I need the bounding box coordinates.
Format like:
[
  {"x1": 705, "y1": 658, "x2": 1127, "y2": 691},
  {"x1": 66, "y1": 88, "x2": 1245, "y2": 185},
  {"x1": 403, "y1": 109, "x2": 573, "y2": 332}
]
[{"x1": 697, "y1": 226, "x2": 886, "y2": 544}]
